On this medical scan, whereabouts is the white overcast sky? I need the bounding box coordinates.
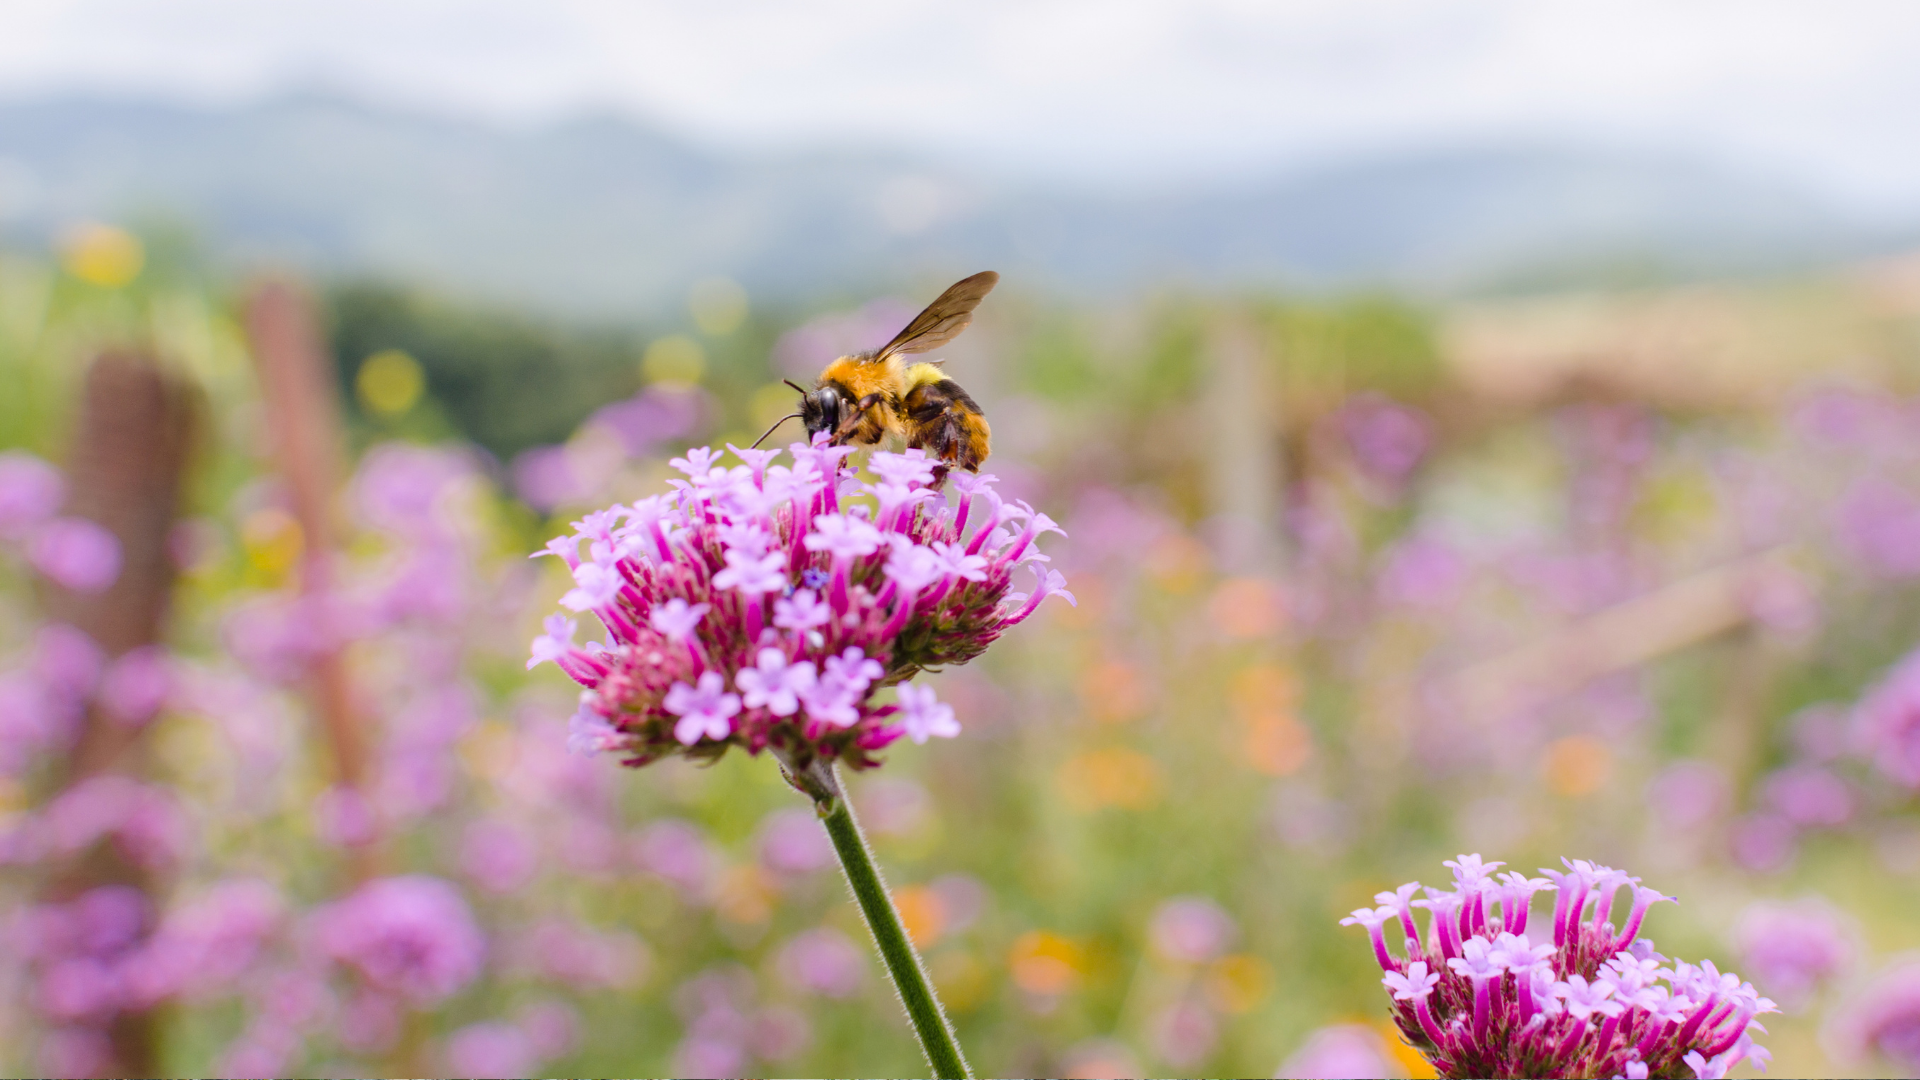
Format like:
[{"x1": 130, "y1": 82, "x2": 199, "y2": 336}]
[{"x1": 6, "y1": 1, "x2": 1920, "y2": 208}]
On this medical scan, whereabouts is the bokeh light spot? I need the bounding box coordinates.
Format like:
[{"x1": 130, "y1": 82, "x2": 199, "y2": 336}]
[
  {"x1": 1009, "y1": 930, "x2": 1080, "y2": 995},
  {"x1": 240, "y1": 508, "x2": 303, "y2": 576},
  {"x1": 59, "y1": 222, "x2": 144, "y2": 287},
  {"x1": 1545, "y1": 734, "x2": 1613, "y2": 797},
  {"x1": 1058, "y1": 747, "x2": 1163, "y2": 811},
  {"x1": 643, "y1": 335, "x2": 706, "y2": 386},
  {"x1": 357, "y1": 349, "x2": 426, "y2": 416},
  {"x1": 893, "y1": 885, "x2": 947, "y2": 948},
  {"x1": 1203, "y1": 954, "x2": 1272, "y2": 1014}
]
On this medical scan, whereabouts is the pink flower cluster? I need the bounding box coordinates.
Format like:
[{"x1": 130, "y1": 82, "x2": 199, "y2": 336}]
[
  {"x1": 1343, "y1": 855, "x2": 1775, "y2": 1079},
  {"x1": 531, "y1": 440, "x2": 1072, "y2": 771},
  {"x1": 0, "y1": 450, "x2": 120, "y2": 593}
]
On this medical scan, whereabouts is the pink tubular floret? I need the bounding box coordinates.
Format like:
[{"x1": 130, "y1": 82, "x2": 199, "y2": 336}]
[{"x1": 1343, "y1": 855, "x2": 1775, "y2": 1080}]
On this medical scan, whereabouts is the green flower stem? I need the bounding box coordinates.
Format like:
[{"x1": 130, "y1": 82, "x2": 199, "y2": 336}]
[{"x1": 805, "y1": 761, "x2": 972, "y2": 1079}]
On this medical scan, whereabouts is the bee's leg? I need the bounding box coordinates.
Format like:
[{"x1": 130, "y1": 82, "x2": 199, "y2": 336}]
[{"x1": 831, "y1": 393, "x2": 887, "y2": 444}]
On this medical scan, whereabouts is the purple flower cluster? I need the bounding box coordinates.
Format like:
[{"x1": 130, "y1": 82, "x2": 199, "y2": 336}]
[
  {"x1": 0, "y1": 450, "x2": 120, "y2": 593},
  {"x1": 531, "y1": 440, "x2": 1072, "y2": 771},
  {"x1": 1344, "y1": 854, "x2": 1774, "y2": 1079}
]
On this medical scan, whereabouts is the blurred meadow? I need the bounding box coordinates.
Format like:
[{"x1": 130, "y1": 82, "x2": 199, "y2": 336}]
[{"x1": 7, "y1": 5, "x2": 1920, "y2": 1079}]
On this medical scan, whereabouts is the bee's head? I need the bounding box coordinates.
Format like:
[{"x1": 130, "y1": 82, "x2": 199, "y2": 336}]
[
  {"x1": 797, "y1": 382, "x2": 843, "y2": 439},
  {"x1": 752, "y1": 379, "x2": 843, "y2": 450}
]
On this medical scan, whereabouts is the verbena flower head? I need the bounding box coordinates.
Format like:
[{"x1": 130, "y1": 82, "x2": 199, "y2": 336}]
[
  {"x1": 1343, "y1": 854, "x2": 1775, "y2": 1079},
  {"x1": 531, "y1": 440, "x2": 1071, "y2": 771}
]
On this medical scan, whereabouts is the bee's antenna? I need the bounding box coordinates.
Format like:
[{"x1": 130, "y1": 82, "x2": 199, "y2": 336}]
[
  {"x1": 750, "y1": 413, "x2": 803, "y2": 450},
  {"x1": 783, "y1": 379, "x2": 808, "y2": 395}
]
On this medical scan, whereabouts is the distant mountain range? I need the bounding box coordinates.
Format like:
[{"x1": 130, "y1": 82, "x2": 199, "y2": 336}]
[{"x1": 0, "y1": 95, "x2": 1907, "y2": 316}]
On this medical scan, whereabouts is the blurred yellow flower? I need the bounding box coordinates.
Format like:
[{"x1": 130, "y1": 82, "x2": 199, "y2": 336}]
[
  {"x1": 1058, "y1": 747, "x2": 1163, "y2": 811},
  {"x1": 59, "y1": 222, "x2": 144, "y2": 287},
  {"x1": 1203, "y1": 953, "x2": 1272, "y2": 1013},
  {"x1": 714, "y1": 864, "x2": 774, "y2": 925},
  {"x1": 1545, "y1": 734, "x2": 1612, "y2": 797},
  {"x1": 1378, "y1": 1018, "x2": 1440, "y2": 1078},
  {"x1": 357, "y1": 349, "x2": 426, "y2": 416},
  {"x1": 1009, "y1": 930, "x2": 1080, "y2": 995},
  {"x1": 240, "y1": 507, "x2": 303, "y2": 576},
  {"x1": 894, "y1": 884, "x2": 947, "y2": 948},
  {"x1": 643, "y1": 334, "x2": 705, "y2": 386}
]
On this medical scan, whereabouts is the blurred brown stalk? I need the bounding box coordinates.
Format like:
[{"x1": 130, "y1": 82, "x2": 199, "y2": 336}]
[
  {"x1": 244, "y1": 278, "x2": 380, "y2": 880},
  {"x1": 39, "y1": 352, "x2": 198, "y2": 1078}
]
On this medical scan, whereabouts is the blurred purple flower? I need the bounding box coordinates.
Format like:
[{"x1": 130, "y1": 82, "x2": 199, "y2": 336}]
[
  {"x1": 756, "y1": 807, "x2": 836, "y2": 875},
  {"x1": 34, "y1": 623, "x2": 104, "y2": 702},
  {"x1": 772, "y1": 299, "x2": 917, "y2": 379},
  {"x1": 460, "y1": 816, "x2": 539, "y2": 894},
  {"x1": 0, "y1": 450, "x2": 64, "y2": 538},
  {"x1": 310, "y1": 785, "x2": 379, "y2": 848},
  {"x1": 221, "y1": 595, "x2": 348, "y2": 684},
  {"x1": 354, "y1": 443, "x2": 479, "y2": 538},
  {"x1": 931, "y1": 873, "x2": 987, "y2": 933},
  {"x1": 510, "y1": 918, "x2": 647, "y2": 989},
  {"x1": 856, "y1": 776, "x2": 931, "y2": 836},
  {"x1": 313, "y1": 875, "x2": 484, "y2": 1004},
  {"x1": 672, "y1": 1036, "x2": 746, "y2": 1080},
  {"x1": 0, "y1": 674, "x2": 56, "y2": 775},
  {"x1": 587, "y1": 385, "x2": 708, "y2": 458},
  {"x1": 1149, "y1": 896, "x2": 1236, "y2": 964},
  {"x1": 126, "y1": 877, "x2": 282, "y2": 1005},
  {"x1": 1279, "y1": 1023, "x2": 1395, "y2": 1079},
  {"x1": 1835, "y1": 477, "x2": 1920, "y2": 579},
  {"x1": 1854, "y1": 646, "x2": 1920, "y2": 789},
  {"x1": 632, "y1": 818, "x2": 716, "y2": 896},
  {"x1": 1731, "y1": 899, "x2": 1852, "y2": 1010},
  {"x1": 1832, "y1": 959, "x2": 1920, "y2": 1073},
  {"x1": 445, "y1": 1021, "x2": 537, "y2": 1079},
  {"x1": 1730, "y1": 811, "x2": 1798, "y2": 874},
  {"x1": 99, "y1": 645, "x2": 172, "y2": 727},
  {"x1": 1149, "y1": 1000, "x2": 1218, "y2": 1069},
  {"x1": 1376, "y1": 535, "x2": 1469, "y2": 611},
  {"x1": 336, "y1": 987, "x2": 403, "y2": 1053},
  {"x1": 1338, "y1": 394, "x2": 1432, "y2": 486},
  {"x1": 29, "y1": 517, "x2": 121, "y2": 592},
  {"x1": 34, "y1": 775, "x2": 188, "y2": 871},
  {"x1": 1644, "y1": 759, "x2": 1730, "y2": 831},
  {"x1": 778, "y1": 926, "x2": 866, "y2": 998},
  {"x1": 517, "y1": 999, "x2": 581, "y2": 1060},
  {"x1": 1760, "y1": 764, "x2": 1854, "y2": 828},
  {"x1": 749, "y1": 1004, "x2": 812, "y2": 1062}
]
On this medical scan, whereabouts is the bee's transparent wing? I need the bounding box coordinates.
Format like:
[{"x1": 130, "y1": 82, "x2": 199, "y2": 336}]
[{"x1": 871, "y1": 271, "x2": 999, "y2": 362}]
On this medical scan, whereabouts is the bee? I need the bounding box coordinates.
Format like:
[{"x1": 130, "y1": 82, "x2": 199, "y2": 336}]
[{"x1": 755, "y1": 271, "x2": 998, "y2": 471}]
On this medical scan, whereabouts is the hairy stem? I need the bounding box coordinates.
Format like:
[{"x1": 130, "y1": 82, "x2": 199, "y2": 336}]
[{"x1": 805, "y1": 760, "x2": 971, "y2": 1079}]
